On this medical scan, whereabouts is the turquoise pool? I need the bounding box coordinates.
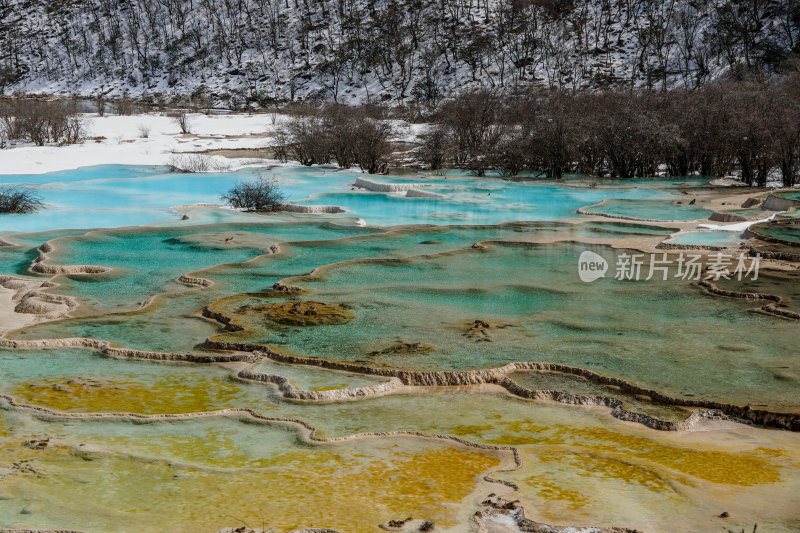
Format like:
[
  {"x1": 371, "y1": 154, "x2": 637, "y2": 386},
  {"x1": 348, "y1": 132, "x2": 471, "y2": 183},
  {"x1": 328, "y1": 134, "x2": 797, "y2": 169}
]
[
  {"x1": 1, "y1": 165, "x2": 697, "y2": 233},
  {"x1": 582, "y1": 199, "x2": 712, "y2": 221}
]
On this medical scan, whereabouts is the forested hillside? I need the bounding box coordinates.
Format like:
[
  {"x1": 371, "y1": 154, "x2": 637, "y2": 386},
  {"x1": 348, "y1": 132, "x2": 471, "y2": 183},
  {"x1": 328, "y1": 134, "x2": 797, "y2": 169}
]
[{"x1": 1, "y1": 0, "x2": 798, "y2": 105}]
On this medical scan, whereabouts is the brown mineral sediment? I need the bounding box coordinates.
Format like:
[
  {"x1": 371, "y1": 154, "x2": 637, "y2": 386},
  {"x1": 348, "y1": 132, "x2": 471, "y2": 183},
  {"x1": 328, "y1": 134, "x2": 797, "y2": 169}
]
[
  {"x1": 235, "y1": 301, "x2": 354, "y2": 327},
  {"x1": 354, "y1": 177, "x2": 432, "y2": 192},
  {"x1": 368, "y1": 342, "x2": 433, "y2": 357},
  {"x1": 463, "y1": 319, "x2": 515, "y2": 342},
  {"x1": 14, "y1": 291, "x2": 78, "y2": 315},
  {"x1": 271, "y1": 282, "x2": 304, "y2": 293},
  {"x1": 177, "y1": 274, "x2": 214, "y2": 287},
  {"x1": 278, "y1": 204, "x2": 346, "y2": 214},
  {"x1": 477, "y1": 495, "x2": 640, "y2": 533},
  {"x1": 30, "y1": 263, "x2": 110, "y2": 275}
]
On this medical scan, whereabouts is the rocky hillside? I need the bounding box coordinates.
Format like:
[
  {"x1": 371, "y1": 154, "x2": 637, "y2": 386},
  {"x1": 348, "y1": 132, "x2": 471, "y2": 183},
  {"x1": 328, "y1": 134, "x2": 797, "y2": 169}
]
[{"x1": 1, "y1": 0, "x2": 797, "y2": 106}]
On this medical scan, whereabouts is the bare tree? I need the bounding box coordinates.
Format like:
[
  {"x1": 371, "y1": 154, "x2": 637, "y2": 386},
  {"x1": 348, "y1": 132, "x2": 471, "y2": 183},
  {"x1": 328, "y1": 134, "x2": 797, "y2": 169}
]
[
  {"x1": 173, "y1": 111, "x2": 192, "y2": 134},
  {"x1": 354, "y1": 119, "x2": 393, "y2": 174}
]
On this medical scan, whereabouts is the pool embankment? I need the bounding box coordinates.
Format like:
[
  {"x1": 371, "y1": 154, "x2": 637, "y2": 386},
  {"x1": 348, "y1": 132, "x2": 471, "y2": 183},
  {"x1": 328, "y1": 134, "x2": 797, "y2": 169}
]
[
  {"x1": 279, "y1": 204, "x2": 346, "y2": 214},
  {"x1": 744, "y1": 241, "x2": 800, "y2": 262},
  {"x1": 698, "y1": 279, "x2": 800, "y2": 321},
  {"x1": 200, "y1": 330, "x2": 800, "y2": 431},
  {"x1": 762, "y1": 193, "x2": 800, "y2": 211},
  {"x1": 260, "y1": 350, "x2": 800, "y2": 430},
  {"x1": 576, "y1": 199, "x2": 711, "y2": 223},
  {"x1": 353, "y1": 177, "x2": 433, "y2": 192},
  {"x1": 744, "y1": 221, "x2": 800, "y2": 247},
  {"x1": 29, "y1": 241, "x2": 111, "y2": 275},
  {"x1": 655, "y1": 241, "x2": 729, "y2": 251}
]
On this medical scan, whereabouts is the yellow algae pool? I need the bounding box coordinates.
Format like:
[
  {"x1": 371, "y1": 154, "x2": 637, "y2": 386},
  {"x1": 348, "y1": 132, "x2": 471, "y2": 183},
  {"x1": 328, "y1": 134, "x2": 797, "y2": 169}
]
[
  {"x1": 0, "y1": 348, "x2": 277, "y2": 415},
  {"x1": 0, "y1": 409, "x2": 502, "y2": 533}
]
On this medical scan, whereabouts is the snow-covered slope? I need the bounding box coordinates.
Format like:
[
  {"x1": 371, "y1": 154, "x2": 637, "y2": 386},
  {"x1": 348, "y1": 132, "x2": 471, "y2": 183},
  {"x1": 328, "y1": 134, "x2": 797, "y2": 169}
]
[{"x1": 1, "y1": 0, "x2": 797, "y2": 105}]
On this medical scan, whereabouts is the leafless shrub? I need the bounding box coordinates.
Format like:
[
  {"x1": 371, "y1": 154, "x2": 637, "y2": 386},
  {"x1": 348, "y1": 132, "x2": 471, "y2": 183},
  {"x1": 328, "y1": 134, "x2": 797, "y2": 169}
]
[
  {"x1": 418, "y1": 75, "x2": 800, "y2": 186},
  {"x1": 435, "y1": 90, "x2": 504, "y2": 176},
  {"x1": 418, "y1": 127, "x2": 449, "y2": 171},
  {"x1": 281, "y1": 107, "x2": 393, "y2": 173},
  {"x1": 272, "y1": 130, "x2": 290, "y2": 163},
  {"x1": 114, "y1": 93, "x2": 134, "y2": 115},
  {"x1": 322, "y1": 105, "x2": 361, "y2": 168},
  {"x1": 0, "y1": 100, "x2": 85, "y2": 146},
  {"x1": 172, "y1": 111, "x2": 192, "y2": 134},
  {"x1": 492, "y1": 128, "x2": 530, "y2": 178},
  {"x1": 285, "y1": 116, "x2": 330, "y2": 166},
  {"x1": 62, "y1": 116, "x2": 86, "y2": 144},
  {"x1": 221, "y1": 175, "x2": 285, "y2": 212},
  {"x1": 353, "y1": 119, "x2": 392, "y2": 174},
  {"x1": 168, "y1": 153, "x2": 230, "y2": 173},
  {"x1": 0, "y1": 186, "x2": 44, "y2": 213},
  {"x1": 95, "y1": 95, "x2": 106, "y2": 117},
  {"x1": 138, "y1": 124, "x2": 151, "y2": 138}
]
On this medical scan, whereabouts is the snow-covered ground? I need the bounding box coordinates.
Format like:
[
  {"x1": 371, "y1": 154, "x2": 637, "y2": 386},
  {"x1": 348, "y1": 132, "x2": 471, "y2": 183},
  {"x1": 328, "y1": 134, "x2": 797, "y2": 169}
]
[
  {"x1": 0, "y1": 112, "x2": 426, "y2": 175},
  {"x1": 0, "y1": 113, "x2": 286, "y2": 175}
]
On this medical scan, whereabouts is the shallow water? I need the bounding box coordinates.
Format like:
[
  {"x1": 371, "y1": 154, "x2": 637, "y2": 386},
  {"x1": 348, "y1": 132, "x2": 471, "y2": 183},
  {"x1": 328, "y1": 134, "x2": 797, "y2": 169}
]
[
  {"x1": 667, "y1": 230, "x2": 743, "y2": 247},
  {"x1": 775, "y1": 190, "x2": 800, "y2": 202},
  {"x1": 13, "y1": 239, "x2": 800, "y2": 410},
  {"x1": 749, "y1": 220, "x2": 800, "y2": 245},
  {"x1": 507, "y1": 371, "x2": 691, "y2": 421},
  {"x1": 0, "y1": 229, "x2": 91, "y2": 276},
  {"x1": 299, "y1": 182, "x2": 679, "y2": 225},
  {"x1": 202, "y1": 242, "x2": 800, "y2": 410},
  {"x1": 13, "y1": 221, "x2": 670, "y2": 320},
  {"x1": 0, "y1": 348, "x2": 275, "y2": 414},
  {"x1": 42, "y1": 222, "x2": 377, "y2": 312},
  {"x1": 2, "y1": 165, "x2": 799, "y2": 533},
  {"x1": 0, "y1": 165, "x2": 353, "y2": 234},
  {"x1": 0, "y1": 404, "x2": 499, "y2": 533},
  {"x1": 1, "y1": 165, "x2": 695, "y2": 233},
  {"x1": 2, "y1": 384, "x2": 798, "y2": 533},
  {"x1": 250, "y1": 358, "x2": 391, "y2": 390},
  {"x1": 583, "y1": 199, "x2": 712, "y2": 220}
]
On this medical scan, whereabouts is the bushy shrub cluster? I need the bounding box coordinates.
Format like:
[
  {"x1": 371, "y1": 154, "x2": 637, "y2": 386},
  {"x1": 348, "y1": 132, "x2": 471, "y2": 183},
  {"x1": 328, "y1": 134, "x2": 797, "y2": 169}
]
[
  {"x1": 278, "y1": 106, "x2": 392, "y2": 174},
  {"x1": 0, "y1": 186, "x2": 43, "y2": 213},
  {"x1": 0, "y1": 100, "x2": 85, "y2": 146},
  {"x1": 420, "y1": 73, "x2": 800, "y2": 186},
  {"x1": 221, "y1": 177, "x2": 285, "y2": 212}
]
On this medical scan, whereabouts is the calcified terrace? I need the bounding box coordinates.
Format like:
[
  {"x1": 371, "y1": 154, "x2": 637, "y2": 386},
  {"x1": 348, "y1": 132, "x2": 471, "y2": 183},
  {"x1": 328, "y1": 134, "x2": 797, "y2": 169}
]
[{"x1": 1, "y1": 166, "x2": 800, "y2": 533}]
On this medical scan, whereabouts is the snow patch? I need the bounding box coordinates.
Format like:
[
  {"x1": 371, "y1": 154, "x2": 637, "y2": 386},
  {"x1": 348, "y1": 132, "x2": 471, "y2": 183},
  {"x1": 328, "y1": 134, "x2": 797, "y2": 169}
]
[{"x1": 698, "y1": 212, "x2": 782, "y2": 232}]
